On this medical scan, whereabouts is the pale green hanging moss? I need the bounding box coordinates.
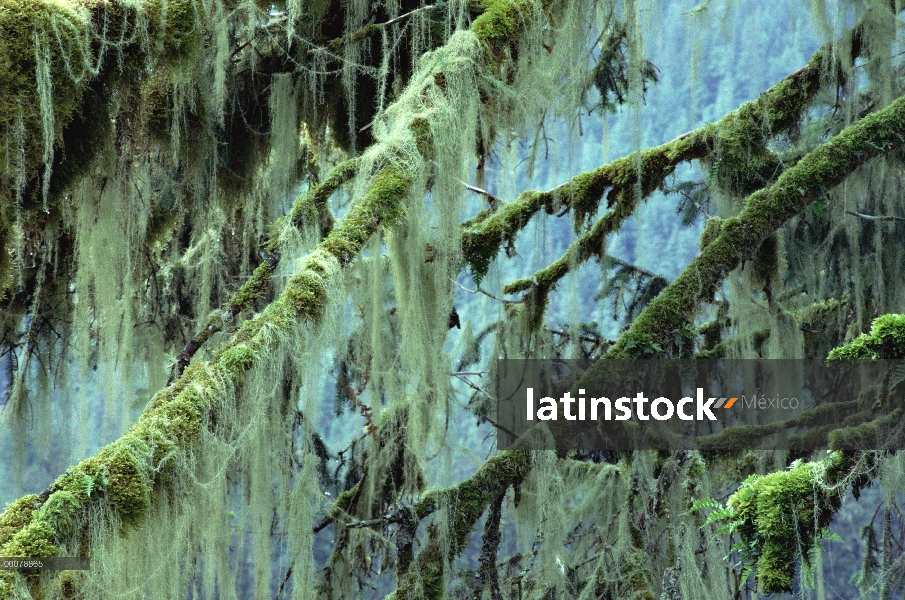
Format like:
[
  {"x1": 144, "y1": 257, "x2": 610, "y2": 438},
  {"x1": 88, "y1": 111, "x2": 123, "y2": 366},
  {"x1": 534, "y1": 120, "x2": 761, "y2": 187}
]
[
  {"x1": 0, "y1": 2, "x2": 557, "y2": 593},
  {"x1": 0, "y1": 0, "x2": 209, "y2": 201},
  {"x1": 5, "y1": 1, "x2": 875, "y2": 598},
  {"x1": 268, "y1": 73, "x2": 300, "y2": 216}
]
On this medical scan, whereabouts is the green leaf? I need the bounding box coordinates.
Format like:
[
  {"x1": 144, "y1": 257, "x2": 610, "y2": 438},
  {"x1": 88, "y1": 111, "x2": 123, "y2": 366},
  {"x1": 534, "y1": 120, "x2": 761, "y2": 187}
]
[{"x1": 891, "y1": 362, "x2": 905, "y2": 390}]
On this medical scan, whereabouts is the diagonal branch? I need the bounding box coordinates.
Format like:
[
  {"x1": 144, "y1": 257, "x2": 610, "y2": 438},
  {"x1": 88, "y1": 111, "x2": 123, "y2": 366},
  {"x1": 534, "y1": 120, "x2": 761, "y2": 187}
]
[
  {"x1": 389, "y1": 448, "x2": 532, "y2": 600},
  {"x1": 0, "y1": 160, "x2": 412, "y2": 585},
  {"x1": 600, "y1": 93, "x2": 905, "y2": 360},
  {"x1": 846, "y1": 210, "x2": 905, "y2": 222},
  {"x1": 0, "y1": 2, "x2": 556, "y2": 597},
  {"x1": 460, "y1": 11, "x2": 884, "y2": 285},
  {"x1": 169, "y1": 157, "x2": 361, "y2": 382}
]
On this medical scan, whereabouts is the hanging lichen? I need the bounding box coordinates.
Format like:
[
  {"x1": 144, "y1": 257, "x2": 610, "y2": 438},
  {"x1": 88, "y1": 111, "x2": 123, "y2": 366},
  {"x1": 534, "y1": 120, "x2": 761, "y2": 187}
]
[{"x1": 2, "y1": 1, "x2": 905, "y2": 599}]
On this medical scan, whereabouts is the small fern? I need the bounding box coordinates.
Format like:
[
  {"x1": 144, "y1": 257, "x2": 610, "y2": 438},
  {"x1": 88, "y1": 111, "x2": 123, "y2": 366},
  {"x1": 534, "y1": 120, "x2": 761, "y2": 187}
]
[
  {"x1": 687, "y1": 497, "x2": 736, "y2": 531},
  {"x1": 891, "y1": 362, "x2": 905, "y2": 390}
]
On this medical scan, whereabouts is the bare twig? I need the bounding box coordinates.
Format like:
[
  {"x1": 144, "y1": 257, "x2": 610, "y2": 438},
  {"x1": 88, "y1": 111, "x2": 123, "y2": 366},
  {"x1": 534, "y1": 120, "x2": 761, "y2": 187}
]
[
  {"x1": 461, "y1": 180, "x2": 502, "y2": 209},
  {"x1": 454, "y1": 280, "x2": 517, "y2": 304},
  {"x1": 384, "y1": 5, "x2": 436, "y2": 27},
  {"x1": 451, "y1": 372, "x2": 519, "y2": 440},
  {"x1": 846, "y1": 211, "x2": 905, "y2": 222},
  {"x1": 676, "y1": 188, "x2": 712, "y2": 219},
  {"x1": 548, "y1": 328, "x2": 607, "y2": 345},
  {"x1": 602, "y1": 255, "x2": 661, "y2": 280}
]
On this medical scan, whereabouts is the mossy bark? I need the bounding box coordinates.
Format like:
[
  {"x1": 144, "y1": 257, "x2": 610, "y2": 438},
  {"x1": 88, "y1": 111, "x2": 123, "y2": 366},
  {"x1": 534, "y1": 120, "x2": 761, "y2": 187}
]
[
  {"x1": 707, "y1": 315, "x2": 905, "y2": 594},
  {"x1": 461, "y1": 39, "x2": 836, "y2": 285},
  {"x1": 598, "y1": 94, "x2": 905, "y2": 360},
  {"x1": 389, "y1": 449, "x2": 531, "y2": 600},
  {"x1": 0, "y1": 1, "x2": 553, "y2": 597},
  {"x1": 172, "y1": 157, "x2": 362, "y2": 380},
  {"x1": 461, "y1": 10, "x2": 895, "y2": 304},
  {"x1": 0, "y1": 163, "x2": 413, "y2": 597},
  {"x1": 725, "y1": 455, "x2": 850, "y2": 593}
]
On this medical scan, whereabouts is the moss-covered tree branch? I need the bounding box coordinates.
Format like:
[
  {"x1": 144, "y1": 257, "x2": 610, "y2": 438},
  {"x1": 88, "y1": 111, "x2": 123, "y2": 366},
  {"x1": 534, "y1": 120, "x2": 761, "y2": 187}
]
[
  {"x1": 389, "y1": 449, "x2": 531, "y2": 600},
  {"x1": 170, "y1": 157, "x2": 361, "y2": 381},
  {"x1": 696, "y1": 314, "x2": 905, "y2": 594},
  {"x1": 0, "y1": 161, "x2": 411, "y2": 596},
  {"x1": 597, "y1": 94, "x2": 905, "y2": 359},
  {"x1": 0, "y1": 1, "x2": 554, "y2": 596},
  {"x1": 500, "y1": 208, "x2": 659, "y2": 326},
  {"x1": 460, "y1": 12, "x2": 887, "y2": 285}
]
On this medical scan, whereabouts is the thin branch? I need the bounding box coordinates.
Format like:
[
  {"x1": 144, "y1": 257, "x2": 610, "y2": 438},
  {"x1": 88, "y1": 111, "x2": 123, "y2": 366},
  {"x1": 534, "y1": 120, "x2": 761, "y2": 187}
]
[
  {"x1": 846, "y1": 211, "x2": 905, "y2": 222},
  {"x1": 306, "y1": 5, "x2": 436, "y2": 57},
  {"x1": 231, "y1": 15, "x2": 288, "y2": 59},
  {"x1": 384, "y1": 5, "x2": 436, "y2": 27},
  {"x1": 603, "y1": 255, "x2": 661, "y2": 280},
  {"x1": 548, "y1": 328, "x2": 608, "y2": 345},
  {"x1": 455, "y1": 279, "x2": 518, "y2": 304},
  {"x1": 676, "y1": 188, "x2": 712, "y2": 218},
  {"x1": 461, "y1": 180, "x2": 502, "y2": 209},
  {"x1": 451, "y1": 372, "x2": 519, "y2": 440}
]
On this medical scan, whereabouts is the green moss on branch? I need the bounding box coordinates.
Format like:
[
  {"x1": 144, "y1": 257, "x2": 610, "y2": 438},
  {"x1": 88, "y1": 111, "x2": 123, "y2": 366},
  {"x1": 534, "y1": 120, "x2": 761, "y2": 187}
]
[
  {"x1": 460, "y1": 40, "x2": 838, "y2": 284},
  {"x1": 0, "y1": 0, "x2": 205, "y2": 199},
  {"x1": 0, "y1": 496, "x2": 40, "y2": 550},
  {"x1": 287, "y1": 158, "x2": 361, "y2": 236},
  {"x1": 827, "y1": 314, "x2": 905, "y2": 360},
  {"x1": 0, "y1": 0, "x2": 541, "y2": 584},
  {"x1": 391, "y1": 449, "x2": 531, "y2": 600},
  {"x1": 0, "y1": 158, "x2": 413, "y2": 593},
  {"x1": 724, "y1": 454, "x2": 851, "y2": 593},
  {"x1": 602, "y1": 94, "x2": 905, "y2": 359},
  {"x1": 173, "y1": 158, "x2": 363, "y2": 380}
]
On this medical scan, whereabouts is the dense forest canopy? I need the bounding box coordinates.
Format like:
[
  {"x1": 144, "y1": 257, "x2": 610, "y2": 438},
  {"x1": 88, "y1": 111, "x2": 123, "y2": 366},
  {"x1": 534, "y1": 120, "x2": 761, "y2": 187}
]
[{"x1": 1, "y1": 0, "x2": 905, "y2": 598}]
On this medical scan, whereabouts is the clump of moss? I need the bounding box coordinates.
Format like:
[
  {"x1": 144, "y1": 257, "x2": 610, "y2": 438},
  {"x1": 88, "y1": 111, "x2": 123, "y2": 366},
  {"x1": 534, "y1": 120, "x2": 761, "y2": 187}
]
[
  {"x1": 0, "y1": 571, "x2": 15, "y2": 597},
  {"x1": 828, "y1": 314, "x2": 905, "y2": 360},
  {"x1": 97, "y1": 439, "x2": 153, "y2": 527},
  {"x1": 53, "y1": 467, "x2": 105, "y2": 505},
  {"x1": 34, "y1": 492, "x2": 81, "y2": 538},
  {"x1": 321, "y1": 166, "x2": 411, "y2": 265},
  {"x1": 462, "y1": 190, "x2": 542, "y2": 283},
  {"x1": 792, "y1": 298, "x2": 840, "y2": 328},
  {"x1": 144, "y1": 0, "x2": 206, "y2": 65},
  {"x1": 0, "y1": 495, "x2": 41, "y2": 550},
  {"x1": 829, "y1": 409, "x2": 903, "y2": 452},
  {"x1": 698, "y1": 216, "x2": 723, "y2": 250},
  {"x1": 43, "y1": 437, "x2": 153, "y2": 530},
  {"x1": 0, "y1": 0, "x2": 92, "y2": 175},
  {"x1": 2, "y1": 521, "x2": 60, "y2": 558},
  {"x1": 472, "y1": 0, "x2": 535, "y2": 58},
  {"x1": 725, "y1": 455, "x2": 848, "y2": 593}
]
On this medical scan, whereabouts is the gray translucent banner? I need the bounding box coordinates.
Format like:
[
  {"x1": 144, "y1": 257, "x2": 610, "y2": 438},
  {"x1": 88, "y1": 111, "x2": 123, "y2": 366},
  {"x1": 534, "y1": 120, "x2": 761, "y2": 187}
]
[
  {"x1": 495, "y1": 359, "x2": 905, "y2": 453},
  {"x1": 0, "y1": 557, "x2": 90, "y2": 571}
]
